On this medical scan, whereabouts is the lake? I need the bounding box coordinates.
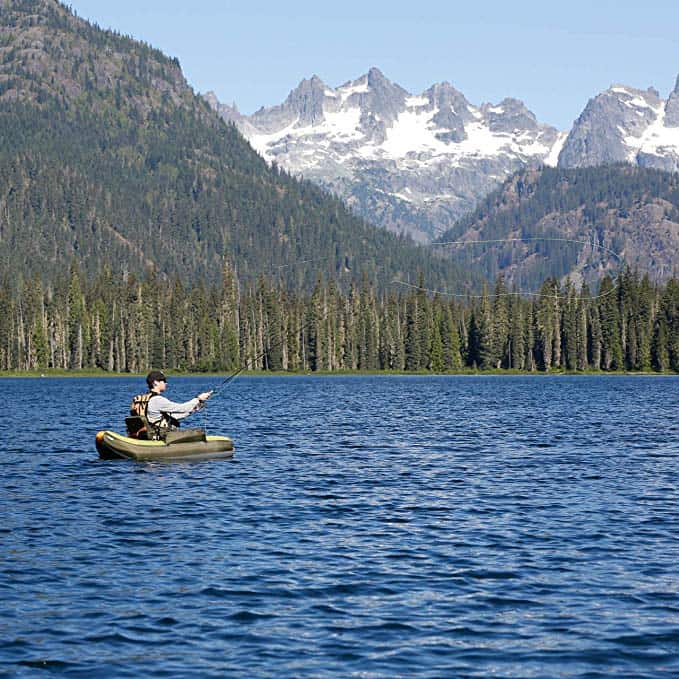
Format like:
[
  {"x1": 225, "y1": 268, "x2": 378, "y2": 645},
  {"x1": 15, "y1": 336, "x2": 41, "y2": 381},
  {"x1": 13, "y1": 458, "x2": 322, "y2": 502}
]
[{"x1": 1, "y1": 375, "x2": 678, "y2": 677}]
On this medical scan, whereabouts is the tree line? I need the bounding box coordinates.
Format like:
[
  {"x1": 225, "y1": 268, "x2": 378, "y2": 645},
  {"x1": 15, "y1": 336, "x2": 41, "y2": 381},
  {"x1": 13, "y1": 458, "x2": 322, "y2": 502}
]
[{"x1": 1, "y1": 265, "x2": 677, "y2": 374}]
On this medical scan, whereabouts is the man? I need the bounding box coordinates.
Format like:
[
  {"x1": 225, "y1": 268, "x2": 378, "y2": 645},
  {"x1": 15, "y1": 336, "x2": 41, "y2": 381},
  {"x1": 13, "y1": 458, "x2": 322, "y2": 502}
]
[{"x1": 145, "y1": 370, "x2": 213, "y2": 435}]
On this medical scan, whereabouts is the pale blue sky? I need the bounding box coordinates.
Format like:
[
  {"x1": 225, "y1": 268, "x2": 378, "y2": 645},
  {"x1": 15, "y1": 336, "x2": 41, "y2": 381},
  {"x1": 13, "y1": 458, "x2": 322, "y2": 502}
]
[{"x1": 67, "y1": 0, "x2": 678, "y2": 130}]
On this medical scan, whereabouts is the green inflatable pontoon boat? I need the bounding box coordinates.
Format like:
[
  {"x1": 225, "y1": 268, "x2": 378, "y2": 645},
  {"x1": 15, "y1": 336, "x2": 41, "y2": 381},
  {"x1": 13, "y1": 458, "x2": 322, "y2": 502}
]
[{"x1": 96, "y1": 430, "x2": 234, "y2": 462}]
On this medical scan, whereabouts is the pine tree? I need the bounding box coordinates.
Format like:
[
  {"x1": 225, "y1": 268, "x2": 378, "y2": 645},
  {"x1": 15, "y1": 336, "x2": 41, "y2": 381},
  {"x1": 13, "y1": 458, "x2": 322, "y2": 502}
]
[
  {"x1": 561, "y1": 278, "x2": 578, "y2": 371},
  {"x1": 67, "y1": 265, "x2": 85, "y2": 370},
  {"x1": 477, "y1": 285, "x2": 494, "y2": 370},
  {"x1": 429, "y1": 302, "x2": 444, "y2": 372},
  {"x1": 490, "y1": 277, "x2": 510, "y2": 368},
  {"x1": 598, "y1": 276, "x2": 623, "y2": 371}
]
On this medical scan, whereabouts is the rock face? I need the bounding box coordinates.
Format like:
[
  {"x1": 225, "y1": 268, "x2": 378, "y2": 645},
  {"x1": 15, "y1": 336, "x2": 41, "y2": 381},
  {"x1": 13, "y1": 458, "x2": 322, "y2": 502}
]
[
  {"x1": 439, "y1": 166, "x2": 679, "y2": 287},
  {"x1": 206, "y1": 70, "x2": 679, "y2": 242},
  {"x1": 665, "y1": 76, "x2": 679, "y2": 127},
  {"x1": 205, "y1": 68, "x2": 563, "y2": 242},
  {"x1": 559, "y1": 83, "x2": 679, "y2": 173}
]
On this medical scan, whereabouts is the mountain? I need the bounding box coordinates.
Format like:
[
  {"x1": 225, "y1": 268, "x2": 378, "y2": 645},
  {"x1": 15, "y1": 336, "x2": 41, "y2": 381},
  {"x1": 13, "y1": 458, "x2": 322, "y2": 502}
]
[
  {"x1": 437, "y1": 164, "x2": 679, "y2": 289},
  {"x1": 559, "y1": 80, "x2": 679, "y2": 172},
  {"x1": 0, "y1": 0, "x2": 469, "y2": 292},
  {"x1": 206, "y1": 68, "x2": 565, "y2": 243},
  {"x1": 208, "y1": 71, "x2": 679, "y2": 245}
]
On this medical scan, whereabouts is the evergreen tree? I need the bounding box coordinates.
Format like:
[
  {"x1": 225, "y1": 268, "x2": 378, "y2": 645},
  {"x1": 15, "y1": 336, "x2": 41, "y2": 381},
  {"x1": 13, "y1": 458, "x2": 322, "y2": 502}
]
[{"x1": 599, "y1": 276, "x2": 623, "y2": 371}]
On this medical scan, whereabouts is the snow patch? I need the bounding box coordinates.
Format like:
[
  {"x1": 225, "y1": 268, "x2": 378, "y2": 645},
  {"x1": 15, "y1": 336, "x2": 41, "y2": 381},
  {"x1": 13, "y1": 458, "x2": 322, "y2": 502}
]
[
  {"x1": 391, "y1": 191, "x2": 414, "y2": 203},
  {"x1": 543, "y1": 131, "x2": 568, "y2": 167},
  {"x1": 624, "y1": 105, "x2": 679, "y2": 157},
  {"x1": 248, "y1": 107, "x2": 364, "y2": 160},
  {"x1": 380, "y1": 108, "x2": 448, "y2": 158},
  {"x1": 626, "y1": 95, "x2": 658, "y2": 110},
  {"x1": 338, "y1": 81, "x2": 369, "y2": 102},
  {"x1": 323, "y1": 107, "x2": 363, "y2": 139}
]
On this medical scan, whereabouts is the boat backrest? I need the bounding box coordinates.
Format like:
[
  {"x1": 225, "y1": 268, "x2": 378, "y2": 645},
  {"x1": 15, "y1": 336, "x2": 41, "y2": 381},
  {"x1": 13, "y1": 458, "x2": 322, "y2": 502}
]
[{"x1": 125, "y1": 416, "x2": 148, "y2": 439}]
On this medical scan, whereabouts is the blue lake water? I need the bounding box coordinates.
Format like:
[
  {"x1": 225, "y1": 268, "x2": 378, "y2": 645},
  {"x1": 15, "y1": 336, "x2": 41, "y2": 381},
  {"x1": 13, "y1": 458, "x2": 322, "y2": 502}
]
[{"x1": 1, "y1": 375, "x2": 678, "y2": 677}]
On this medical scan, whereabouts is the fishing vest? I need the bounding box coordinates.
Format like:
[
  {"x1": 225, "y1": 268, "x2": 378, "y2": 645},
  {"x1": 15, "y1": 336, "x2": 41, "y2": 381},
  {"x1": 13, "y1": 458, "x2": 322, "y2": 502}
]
[
  {"x1": 127, "y1": 392, "x2": 179, "y2": 440},
  {"x1": 130, "y1": 392, "x2": 152, "y2": 418}
]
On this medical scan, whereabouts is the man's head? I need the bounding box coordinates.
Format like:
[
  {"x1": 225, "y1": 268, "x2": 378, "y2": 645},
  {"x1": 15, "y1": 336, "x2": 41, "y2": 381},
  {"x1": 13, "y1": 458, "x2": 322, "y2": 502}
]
[{"x1": 146, "y1": 370, "x2": 167, "y2": 391}]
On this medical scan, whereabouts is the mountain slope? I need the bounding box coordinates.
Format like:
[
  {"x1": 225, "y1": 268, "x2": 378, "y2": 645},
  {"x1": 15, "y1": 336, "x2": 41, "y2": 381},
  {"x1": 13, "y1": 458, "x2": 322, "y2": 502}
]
[
  {"x1": 0, "y1": 0, "x2": 469, "y2": 291},
  {"x1": 207, "y1": 68, "x2": 564, "y2": 242},
  {"x1": 437, "y1": 165, "x2": 679, "y2": 289}
]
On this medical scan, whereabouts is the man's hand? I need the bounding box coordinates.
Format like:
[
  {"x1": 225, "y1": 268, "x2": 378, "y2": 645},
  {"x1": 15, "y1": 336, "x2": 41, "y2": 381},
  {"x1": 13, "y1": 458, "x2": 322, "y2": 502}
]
[{"x1": 197, "y1": 391, "x2": 213, "y2": 403}]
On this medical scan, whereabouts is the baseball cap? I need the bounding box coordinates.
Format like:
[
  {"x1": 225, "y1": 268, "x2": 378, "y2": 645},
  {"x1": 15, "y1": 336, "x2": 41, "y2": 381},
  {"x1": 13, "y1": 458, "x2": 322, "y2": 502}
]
[{"x1": 146, "y1": 370, "x2": 167, "y2": 388}]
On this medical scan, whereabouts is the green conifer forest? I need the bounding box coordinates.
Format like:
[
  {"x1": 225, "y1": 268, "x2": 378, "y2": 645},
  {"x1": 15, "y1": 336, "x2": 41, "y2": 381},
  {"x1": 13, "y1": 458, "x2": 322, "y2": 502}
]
[{"x1": 2, "y1": 266, "x2": 677, "y2": 374}]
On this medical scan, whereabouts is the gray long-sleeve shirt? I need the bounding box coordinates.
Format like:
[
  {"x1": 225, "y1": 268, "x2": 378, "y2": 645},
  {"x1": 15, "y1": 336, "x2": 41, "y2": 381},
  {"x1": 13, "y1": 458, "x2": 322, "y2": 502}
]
[{"x1": 147, "y1": 394, "x2": 200, "y2": 424}]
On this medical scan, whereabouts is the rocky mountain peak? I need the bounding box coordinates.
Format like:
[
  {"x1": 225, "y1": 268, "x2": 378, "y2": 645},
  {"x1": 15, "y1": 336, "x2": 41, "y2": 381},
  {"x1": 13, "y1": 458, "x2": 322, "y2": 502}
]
[
  {"x1": 348, "y1": 67, "x2": 408, "y2": 125},
  {"x1": 425, "y1": 82, "x2": 472, "y2": 116},
  {"x1": 421, "y1": 82, "x2": 472, "y2": 143},
  {"x1": 558, "y1": 84, "x2": 664, "y2": 168},
  {"x1": 665, "y1": 75, "x2": 679, "y2": 127},
  {"x1": 366, "y1": 66, "x2": 388, "y2": 88},
  {"x1": 284, "y1": 74, "x2": 328, "y2": 125},
  {"x1": 557, "y1": 77, "x2": 679, "y2": 171},
  {"x1": 482, "y1": 97, "x2": 539, "y2": 133}
]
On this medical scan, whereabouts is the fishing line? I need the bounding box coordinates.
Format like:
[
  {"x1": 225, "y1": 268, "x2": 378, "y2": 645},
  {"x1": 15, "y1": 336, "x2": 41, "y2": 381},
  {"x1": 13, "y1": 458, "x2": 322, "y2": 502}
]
[
  {"x1": 203, "y1": 247, "x2": 351, "y2": 404},
  {"x1": 275, "y1": 254, "x2": 349, "y2": 271},
  {"x1": 201, "y1": 235, "x2": 625, "y2": 420},
  {"x1": 392, "y1": 236, "x2": 628, "y2": 301}
]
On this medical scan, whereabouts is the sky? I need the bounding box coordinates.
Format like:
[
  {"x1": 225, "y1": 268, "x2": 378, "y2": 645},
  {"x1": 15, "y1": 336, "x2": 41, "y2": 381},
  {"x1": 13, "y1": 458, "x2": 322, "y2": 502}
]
[{"x1": 66, "y1": 0, "x2": 679, "y2": 130}]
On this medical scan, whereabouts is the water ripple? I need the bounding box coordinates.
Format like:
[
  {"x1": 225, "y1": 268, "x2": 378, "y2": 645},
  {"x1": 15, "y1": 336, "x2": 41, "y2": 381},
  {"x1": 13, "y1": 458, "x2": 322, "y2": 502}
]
[{"x1": 1, "y1": 375, "x2": 678, "y2": 677}]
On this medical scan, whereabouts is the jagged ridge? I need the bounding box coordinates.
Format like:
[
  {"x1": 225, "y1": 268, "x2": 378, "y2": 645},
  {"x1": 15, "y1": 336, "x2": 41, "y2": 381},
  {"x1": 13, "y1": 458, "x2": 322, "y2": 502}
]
[
  {"x1": 207, "y1": 68, "x2": 563, "y2": 242},
  {"x1": 208, "y1": 69, "x2": 679, "y2": 245}
]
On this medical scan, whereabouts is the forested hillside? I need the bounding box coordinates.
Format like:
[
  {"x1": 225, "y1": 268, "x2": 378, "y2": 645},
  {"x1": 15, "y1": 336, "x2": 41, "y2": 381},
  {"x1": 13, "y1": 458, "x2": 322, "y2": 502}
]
[
  {"x1": 439, "y1": 165, "x2": 679, "y2": 288},
  {"x1": 0, "y1": 0, "x2": 467, "y2": 291},
  {"x1": 1, "y1": 1, "x2": 677, "y2": 377}
]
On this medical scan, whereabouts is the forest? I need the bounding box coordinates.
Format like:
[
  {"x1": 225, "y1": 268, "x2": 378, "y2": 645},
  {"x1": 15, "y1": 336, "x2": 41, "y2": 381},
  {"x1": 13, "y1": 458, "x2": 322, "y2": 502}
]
[
  {"x1": 1, "y1": 2, "x2": 678, "y2": 377},
  {"x1": 1, "y1": 265, "x2": 677, "y2": 374}
]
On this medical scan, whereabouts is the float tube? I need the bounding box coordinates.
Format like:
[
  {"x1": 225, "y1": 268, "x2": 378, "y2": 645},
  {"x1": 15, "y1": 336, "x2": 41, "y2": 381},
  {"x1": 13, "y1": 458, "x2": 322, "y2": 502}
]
[{"x1": 96, "y1": 430, "x2": 234, "y2": 462}]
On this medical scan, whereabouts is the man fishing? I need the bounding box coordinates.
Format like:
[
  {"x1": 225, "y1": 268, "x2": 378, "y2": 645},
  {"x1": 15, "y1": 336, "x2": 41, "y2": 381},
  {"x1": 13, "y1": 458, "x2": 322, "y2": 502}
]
[
  {"x1": 143, "y1": 370, "x2": 213, "y2": 438},
  {"x1": 101, "y1": 372, "x2": 231, "y2": 458}
]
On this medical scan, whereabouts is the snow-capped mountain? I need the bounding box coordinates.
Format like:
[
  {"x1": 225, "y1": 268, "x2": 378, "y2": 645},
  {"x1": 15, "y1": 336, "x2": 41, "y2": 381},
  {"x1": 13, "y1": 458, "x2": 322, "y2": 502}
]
[
  {"x1": 559, "y1": 77, "x2": 679, "y2": 172},
  {"x1": 206, "y1": 68, "x2": 563, "y2": 242},
  {"x1": 206, "y1": 69, "x2": 679, "y2": 242}
]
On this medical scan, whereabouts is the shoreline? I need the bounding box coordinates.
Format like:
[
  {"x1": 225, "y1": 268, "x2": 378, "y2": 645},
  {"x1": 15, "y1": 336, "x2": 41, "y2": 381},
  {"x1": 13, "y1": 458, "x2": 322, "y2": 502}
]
[{"x1": 0, "y1": 369, "x2": 675, "y2": 378}]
